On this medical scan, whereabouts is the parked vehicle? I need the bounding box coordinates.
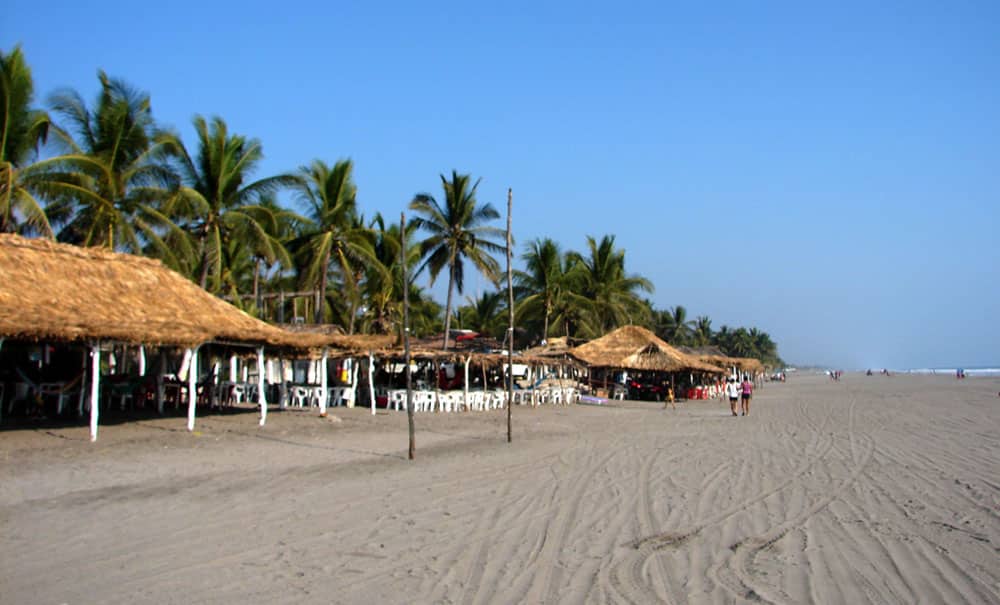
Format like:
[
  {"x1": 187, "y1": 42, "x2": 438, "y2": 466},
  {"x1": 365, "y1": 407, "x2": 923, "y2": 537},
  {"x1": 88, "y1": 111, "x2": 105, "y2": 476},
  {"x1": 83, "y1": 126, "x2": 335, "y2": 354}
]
[{"x1": 627, "y1": 379, "x2": 668, "y2": 401}]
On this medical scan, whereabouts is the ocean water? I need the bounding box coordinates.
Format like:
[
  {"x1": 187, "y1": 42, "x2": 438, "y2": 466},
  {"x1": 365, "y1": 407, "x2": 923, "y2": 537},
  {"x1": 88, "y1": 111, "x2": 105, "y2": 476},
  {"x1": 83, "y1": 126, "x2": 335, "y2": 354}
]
[{"x1": 903, "y1": 367, "x2": 1000, "y2": 377}]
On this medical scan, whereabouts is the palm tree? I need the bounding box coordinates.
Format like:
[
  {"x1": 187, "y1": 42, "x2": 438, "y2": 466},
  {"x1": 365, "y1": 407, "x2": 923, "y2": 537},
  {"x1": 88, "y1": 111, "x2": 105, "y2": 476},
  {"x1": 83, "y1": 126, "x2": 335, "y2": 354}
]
[
  {"x1": 242, "y1": 194, "x2": 304, "y2": 315},
  {"x1": 40, "y1": 71, "x2": 183, "y2": 258},
  {"x1": 357, "y1": 213, "x2": 424, "y2": 335},
  {"x1": 457, "y1": 290, "x2": 505, "y2": 337},
  {"x1": 566, "y1": 235, "x2": 653, "y2": 338},
  {"x1": 163, "y1": 115, "x2": 295, "y2": 292},
  {"x1": 659, "y1": 305, "x2": 694, "y2": 345},
  {"x1": 514, "y1": 237, "x2": 567, "y2": 343},
  {"x1": 0, "y1": 45, "x2": 53, "y2": 236},
  {"x1": 692, "y1": 316, "x2": 713, "y2": 347},
  {"x1": 291, "y1": 159, "x2": 381, "y2": 328},
  {"x1": 409, "y1": 171, "x2": 505, "y2": 349}
]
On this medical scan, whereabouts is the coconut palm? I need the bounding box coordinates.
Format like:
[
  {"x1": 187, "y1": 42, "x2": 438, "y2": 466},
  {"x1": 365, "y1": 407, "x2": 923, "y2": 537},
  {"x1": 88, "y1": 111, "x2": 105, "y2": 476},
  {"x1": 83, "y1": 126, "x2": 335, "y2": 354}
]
[
  {"x1": 565, "y1": 234, "x2": 653, "y2": 338},
  {"x1": 514, "y1": 237, "x2": 567, "y2": 343},
  {"x1": 658, "y1": 305, "x2": 694, "y2": 345},
  {"x1": 409, "y1": 171, "x2": 504, "y2": 349},
  {"x1": 241, "y1": 194, "x2": 305, "y2": 315},
  {"x1": 692, "y1": 316, "x2": 713, "y2": 346},
  {"x1": 0, "y1": 45, "x2": 53, "y2": 236},
  {"x1": 290, "y1": 159, "x2": 381, "y2": 329},
  {"x1": 457, "y1": 290, "x2": 505, "y2": 337},
  {"x1": 39, "y1": 72, "x2": 183, "y2": 259},
  {"x1": 357, "y1": 213, "x2": 424, "y2": 335},
  {"x1": 163, "y1": 115, "x2": 295, "y2": 292}
]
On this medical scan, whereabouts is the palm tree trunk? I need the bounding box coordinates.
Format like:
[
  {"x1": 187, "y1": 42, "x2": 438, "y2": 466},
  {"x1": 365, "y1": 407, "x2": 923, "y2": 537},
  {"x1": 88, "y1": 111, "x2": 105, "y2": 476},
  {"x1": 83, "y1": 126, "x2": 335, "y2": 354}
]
[
  {"x1": 543, "y1": 301, "x2": 551, "y2": 342},
  {"x1": 315, "y1": 249, "x2": 331, "y2": 324},
  {"x1": 442, "y1": 260, "x2": 456, "y2": 350},
  {"x1": 198, "y1": 228, "x2": 210, "y2": 290},
  {"x1": 253, "y1": 257, "x2": 261, "y2": 312}
]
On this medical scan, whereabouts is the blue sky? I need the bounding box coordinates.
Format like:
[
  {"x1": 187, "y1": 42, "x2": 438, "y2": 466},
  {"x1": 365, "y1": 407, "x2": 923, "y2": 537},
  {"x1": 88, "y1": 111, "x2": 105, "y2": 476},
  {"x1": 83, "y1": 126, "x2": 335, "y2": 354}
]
[{"x1": 6, "y1": 0, "x2": 999, "y2": 368}]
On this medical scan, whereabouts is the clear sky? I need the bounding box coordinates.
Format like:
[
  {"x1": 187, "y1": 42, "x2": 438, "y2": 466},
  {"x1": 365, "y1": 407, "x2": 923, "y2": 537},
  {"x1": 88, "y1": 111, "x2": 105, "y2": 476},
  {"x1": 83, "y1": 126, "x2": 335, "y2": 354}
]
[{"x1": 6, "y1": 0, "x2": 999, "y2": 369}]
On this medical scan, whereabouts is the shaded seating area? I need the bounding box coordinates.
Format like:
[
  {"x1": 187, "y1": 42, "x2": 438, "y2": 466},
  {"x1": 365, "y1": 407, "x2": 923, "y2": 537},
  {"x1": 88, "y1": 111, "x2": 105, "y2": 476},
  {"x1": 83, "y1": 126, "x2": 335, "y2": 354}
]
[
  {"x1": 0, "y1": 234, "x2": 345, "y2": 439},
  {"x1": 568, "y1": 325, "x2": 726, "y2": 402}
]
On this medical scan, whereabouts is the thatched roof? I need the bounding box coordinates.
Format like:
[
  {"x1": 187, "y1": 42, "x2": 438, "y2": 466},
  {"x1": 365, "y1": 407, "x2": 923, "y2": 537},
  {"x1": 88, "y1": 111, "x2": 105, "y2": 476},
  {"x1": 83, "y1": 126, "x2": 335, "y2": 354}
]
[
  {"x1": 522, "y1": 336, "x2": 581, "y2": 358},
  {"x1": 0, "y1": 234, "x2": 328, "y2": 351},
  {"x1": 279, "y1": 324, "x2": 397, "y2": 356},
  {"x1": 697, "y1": 354, "x2": 765, "y2": 373},
  {"x1": 570, "y1": 325, "x2": 723, "y2": 373}
]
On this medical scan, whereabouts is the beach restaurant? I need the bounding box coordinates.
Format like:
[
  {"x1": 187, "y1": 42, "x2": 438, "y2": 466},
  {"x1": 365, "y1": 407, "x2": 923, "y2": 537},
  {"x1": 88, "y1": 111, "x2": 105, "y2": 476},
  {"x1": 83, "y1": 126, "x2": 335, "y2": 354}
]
[
  {"x1": 569, "y1": 325, "x2": 725, "y2": 400},
  {"x1": 0, "y1": 234, "x2": 362, "y2": 440}
]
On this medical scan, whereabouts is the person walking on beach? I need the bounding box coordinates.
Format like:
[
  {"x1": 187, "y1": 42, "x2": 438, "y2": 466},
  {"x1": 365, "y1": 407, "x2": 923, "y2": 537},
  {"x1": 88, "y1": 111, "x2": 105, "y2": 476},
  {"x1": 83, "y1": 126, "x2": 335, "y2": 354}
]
[
  {"x1": 726, "y1": 377, "x2": 740, "y2": 416},
  {"x1": 663, "y1": 384, "x2": 676, "y2": 410},
  {"x1": 740, "y1": 375, "x2": 753, "y2": 416}
]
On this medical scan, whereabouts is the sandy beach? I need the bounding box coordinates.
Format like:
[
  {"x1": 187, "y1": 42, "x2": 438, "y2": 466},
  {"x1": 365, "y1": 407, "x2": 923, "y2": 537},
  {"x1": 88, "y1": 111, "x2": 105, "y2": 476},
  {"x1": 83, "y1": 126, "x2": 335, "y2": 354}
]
[{"x1": 2, "y1": 374, "x2": 998, "y2": 604}]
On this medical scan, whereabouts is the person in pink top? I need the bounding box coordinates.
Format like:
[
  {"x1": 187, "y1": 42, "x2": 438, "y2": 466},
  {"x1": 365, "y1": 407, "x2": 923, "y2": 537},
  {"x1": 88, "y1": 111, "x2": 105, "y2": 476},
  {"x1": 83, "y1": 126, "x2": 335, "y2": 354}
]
[{"x1": 740, "y1": 375, "x2": 753, "y2": 416}]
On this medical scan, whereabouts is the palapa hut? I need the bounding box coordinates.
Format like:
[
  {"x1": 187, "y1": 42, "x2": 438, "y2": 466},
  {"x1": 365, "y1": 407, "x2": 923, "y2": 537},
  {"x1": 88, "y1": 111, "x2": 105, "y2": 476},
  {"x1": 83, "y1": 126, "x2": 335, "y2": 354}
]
[
  {"x1": 679, "y1": 347, "x2": 766, "y2": 378},
  {"x1": 0, "y1": 234, "x2": 338, "y2": 439},
  {"x1": 570, "y1": 325, "x2": 723, "y2": 399}
]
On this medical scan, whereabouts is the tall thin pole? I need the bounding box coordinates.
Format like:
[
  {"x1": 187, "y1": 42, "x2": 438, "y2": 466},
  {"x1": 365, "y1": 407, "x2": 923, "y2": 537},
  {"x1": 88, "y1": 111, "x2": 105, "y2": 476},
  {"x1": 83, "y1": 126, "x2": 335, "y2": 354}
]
[
  {"x1": 506, "y1": 188, "x2": 514, "y2": 443},
  {"x1": 402, "y1": 212, "x2": 415, "y2": 460}
]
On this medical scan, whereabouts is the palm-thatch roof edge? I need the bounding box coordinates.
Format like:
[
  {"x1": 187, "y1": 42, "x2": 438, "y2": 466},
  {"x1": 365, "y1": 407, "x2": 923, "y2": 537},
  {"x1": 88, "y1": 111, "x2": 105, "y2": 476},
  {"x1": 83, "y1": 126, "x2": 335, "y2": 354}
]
[{"x1": 0, "y1": 235, "x2": 334, "y2": 352}]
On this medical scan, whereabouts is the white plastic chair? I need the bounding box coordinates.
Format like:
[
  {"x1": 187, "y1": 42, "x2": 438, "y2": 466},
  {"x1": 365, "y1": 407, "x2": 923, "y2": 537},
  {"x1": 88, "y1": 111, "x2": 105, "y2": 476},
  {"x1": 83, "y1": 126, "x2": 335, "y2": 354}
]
[{"x1": 291, "y1": 386, "x2": 310, "y2": 407}]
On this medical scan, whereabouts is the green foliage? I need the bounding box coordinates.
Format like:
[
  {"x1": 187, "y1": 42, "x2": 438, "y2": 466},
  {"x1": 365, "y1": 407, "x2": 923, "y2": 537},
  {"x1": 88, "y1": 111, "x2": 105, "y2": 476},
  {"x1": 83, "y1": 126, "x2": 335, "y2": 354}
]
[
  {"x1": 409, "y1": 171, "x2": 505, "y2": 348},
  {"x1": 3, "y1": 47, "x2": 784, "y2": 361},
  {"x1": 0, "y1": 45, "x2": 53, "y2": 235}
]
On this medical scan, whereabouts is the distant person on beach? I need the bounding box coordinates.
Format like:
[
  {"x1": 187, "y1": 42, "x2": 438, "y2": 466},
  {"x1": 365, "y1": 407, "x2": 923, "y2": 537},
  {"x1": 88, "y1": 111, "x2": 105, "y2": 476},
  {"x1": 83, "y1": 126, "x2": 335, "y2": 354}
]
[
  {"x1": 740, "y1": 375, "x2": 753, "y2": 416},
  {"x1": 726, "y1": 378, "x2": 740, "y2": 416},
  {"x1": 663, "y1": 385, "x2": 676, "y2": 410}
]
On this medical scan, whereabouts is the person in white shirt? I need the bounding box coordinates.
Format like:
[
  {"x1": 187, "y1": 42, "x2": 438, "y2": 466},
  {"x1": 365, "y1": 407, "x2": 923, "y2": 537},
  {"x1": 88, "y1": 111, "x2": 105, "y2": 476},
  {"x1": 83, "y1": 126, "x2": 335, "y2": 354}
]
[{"x1": 725, "y1": 377, "x2": 740, "y2": 416}]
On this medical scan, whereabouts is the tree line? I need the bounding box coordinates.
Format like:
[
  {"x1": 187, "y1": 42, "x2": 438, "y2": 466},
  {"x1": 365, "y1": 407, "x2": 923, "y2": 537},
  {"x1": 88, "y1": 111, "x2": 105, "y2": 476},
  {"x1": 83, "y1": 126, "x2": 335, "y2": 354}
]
[{"x1": 0, "y1": 46, "x2": 782, "y2": 366}]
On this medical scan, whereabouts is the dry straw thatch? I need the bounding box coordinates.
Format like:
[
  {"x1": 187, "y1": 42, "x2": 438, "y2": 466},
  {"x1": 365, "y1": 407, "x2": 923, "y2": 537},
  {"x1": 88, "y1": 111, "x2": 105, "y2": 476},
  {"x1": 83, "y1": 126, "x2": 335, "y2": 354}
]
[
  {"x1": 570, "y1": 325, "x2": 723, "y2": 373},
  {"x1": 0, "y1": 234, "x2": 329, "y2": 351}
]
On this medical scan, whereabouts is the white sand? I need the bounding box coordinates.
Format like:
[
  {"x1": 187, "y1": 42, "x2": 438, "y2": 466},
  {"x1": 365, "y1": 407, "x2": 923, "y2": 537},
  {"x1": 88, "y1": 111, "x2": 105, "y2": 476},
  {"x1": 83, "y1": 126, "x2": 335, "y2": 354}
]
[{"x1": 2, "y1": 374, "x2": 998, "y2": 604}]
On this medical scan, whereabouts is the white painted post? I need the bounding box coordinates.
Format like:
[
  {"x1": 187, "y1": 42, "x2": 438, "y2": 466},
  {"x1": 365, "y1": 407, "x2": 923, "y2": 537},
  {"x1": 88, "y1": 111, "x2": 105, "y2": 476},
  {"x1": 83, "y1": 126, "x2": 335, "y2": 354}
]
[
  {"x1": 230, "y1": 355, "x2": 238, "y2": 383},
  {"x1": 187, "y1": 347, "x2": 198, "y2": 431},
  {"x1": 319, "y1": 348, "x2": 329, "y2": 417},
  {"x1": 463, "y1": 356, "x2": 470, "y2": 412},
  {"x1": 368, "y1": 353, "x2": 376, "y2": 415},
  {"x1": 178, "y1": 348, "x2": 192, "y2": 381},
  {"x1": 138, "y1": 345, "x2": 146, "y2": 376},
  {"x1": 348, "y1": 358, "x2": 358, "y2": 408},
  {"x1": 257, "y1": 346, "x2": 268, "y2": 426},
  {"x1": 89, "y1": 344, "x2": 101, "y2": 442}
]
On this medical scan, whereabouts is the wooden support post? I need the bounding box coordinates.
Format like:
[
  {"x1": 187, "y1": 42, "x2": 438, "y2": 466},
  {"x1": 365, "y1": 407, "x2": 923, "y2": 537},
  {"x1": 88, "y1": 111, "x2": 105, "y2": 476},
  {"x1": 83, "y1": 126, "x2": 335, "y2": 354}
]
[
  {"x1": 368, "y1": 353, "x2": 376, "y2": 415},
  {"x1": 401, "y1": 212, "x2": 415, "y2": 460},
  {"x1": 506, "y1": 187, "x2": 514, "y2": 442},
  {"x1": 187, "y1": 347, "x2": 198, "y2": 431},
  {"x1": 138, "y1": 345, "x2": 146, "y2": 376},
  {"x1": 78, "y1": 348, "x2": 88, "y2": 417},
  {"x1": 350, "y1": 358, "x2": 359, "y2": 408},
  {"x1": 157, "y1": 350, "x2": 166, "y2": 415},
  {"x1": 463, "y1": 356, "x2": 470, "y2": 412},
  {"x1": 89, "y1": 344, "x2": 101, "y2": 442},
  {"x1": 257, "y1": 346, "x2": 268, "y2": 426},
  {"x1": 319, "y1": 348, "x2": 329, "y2": 417}
]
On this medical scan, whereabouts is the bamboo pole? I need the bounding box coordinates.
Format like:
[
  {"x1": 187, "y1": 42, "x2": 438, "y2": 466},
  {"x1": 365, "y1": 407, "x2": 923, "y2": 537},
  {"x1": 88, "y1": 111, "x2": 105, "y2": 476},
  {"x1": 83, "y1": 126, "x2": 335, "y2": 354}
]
[
  {"x1": 506, "y1": 188, "x2": 514, "y2": 442},
  {"x1": 402, "y1": 212, "x2": 415, "y2": 460}
]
